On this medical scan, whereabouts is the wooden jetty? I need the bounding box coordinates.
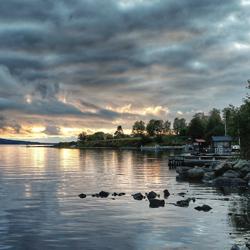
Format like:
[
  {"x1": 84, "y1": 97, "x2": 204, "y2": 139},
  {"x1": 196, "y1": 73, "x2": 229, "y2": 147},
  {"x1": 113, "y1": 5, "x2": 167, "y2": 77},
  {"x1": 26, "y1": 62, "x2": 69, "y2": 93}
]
[
  {"x1": 168, "y1": 154, "x2": 239, "y2": 168},
  {"x1": 140, "y1": 145, "x2": 184, "y2": 151}
]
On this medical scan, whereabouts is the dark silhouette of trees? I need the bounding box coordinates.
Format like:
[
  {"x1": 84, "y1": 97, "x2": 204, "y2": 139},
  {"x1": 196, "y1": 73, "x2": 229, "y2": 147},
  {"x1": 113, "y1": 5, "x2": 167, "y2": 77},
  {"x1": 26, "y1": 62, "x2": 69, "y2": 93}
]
[
  {"x1": 173, "y1": 118, "x2": 187, "y2": 135},
  {"x1": 146, "y1": 119, "x2": 164, "y2": 136},
  {"x1": 188, "y1": 113, "x2": 207, "y2": 139},
  {"x1": 132, "y1": 121, "x2": 145, "y2": 136},
  {"x1": 114, "y1": 125, "x2": 124, "y2": 138},
  {"x1": 78, "y1": 131, "x2": 87, "y2": 142}
]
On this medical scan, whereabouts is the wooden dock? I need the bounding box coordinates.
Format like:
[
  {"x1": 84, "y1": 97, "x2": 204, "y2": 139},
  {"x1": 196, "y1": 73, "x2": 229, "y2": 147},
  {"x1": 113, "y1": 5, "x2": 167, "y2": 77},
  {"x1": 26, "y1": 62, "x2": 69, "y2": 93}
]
[
  {"x1": 168, "y1": 154, "x2": 239, "y2": 168},
  {"x1": 140, "y1": 145, "x2": 184, "y2": 151}
]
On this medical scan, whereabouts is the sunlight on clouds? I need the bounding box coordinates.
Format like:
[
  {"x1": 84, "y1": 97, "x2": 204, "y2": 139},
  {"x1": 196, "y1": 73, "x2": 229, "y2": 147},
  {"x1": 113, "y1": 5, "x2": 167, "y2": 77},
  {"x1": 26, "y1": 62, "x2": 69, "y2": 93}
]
[
  {"x1": 241, "y1": 0, "x2": 250, "y2": 6},
  {"x1": 233, "y1": 42, "x2": 250, "y2": 50},
  {"x1": 142, "y1": 106, "x2": 169, "y2": 116},
  {"x1": 31, "y1": 126, "x2": 45, "y2": 133},
  {"x1": 25, "y1": 95, "x2": 32, "y2": 104},
  {"x1": 107, "y1": 104, "x2": 169, "y2": 117},
  {"x1": 118, "y1": 0, "x2": 154, "y2": 9}
]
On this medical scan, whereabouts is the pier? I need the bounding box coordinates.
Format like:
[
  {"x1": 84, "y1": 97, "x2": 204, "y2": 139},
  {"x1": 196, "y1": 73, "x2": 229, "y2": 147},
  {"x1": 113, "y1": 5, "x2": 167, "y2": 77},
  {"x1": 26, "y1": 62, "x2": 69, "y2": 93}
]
[{"x1": 168, "y1": 154, "x2": 239, "y2": 168}]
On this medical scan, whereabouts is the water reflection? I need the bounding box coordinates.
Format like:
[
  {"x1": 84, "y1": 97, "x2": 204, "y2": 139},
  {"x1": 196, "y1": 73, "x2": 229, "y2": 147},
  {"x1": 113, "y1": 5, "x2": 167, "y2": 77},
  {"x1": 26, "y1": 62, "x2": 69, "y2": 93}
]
[{"x1": 0, "y1": 146, "x2": 248, "y2": 249}]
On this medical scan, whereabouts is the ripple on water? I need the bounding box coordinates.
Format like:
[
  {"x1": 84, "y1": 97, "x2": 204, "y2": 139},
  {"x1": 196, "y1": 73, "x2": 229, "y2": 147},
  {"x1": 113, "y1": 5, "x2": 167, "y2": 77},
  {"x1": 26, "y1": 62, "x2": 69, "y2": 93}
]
[{"x1": 0, "y1": 146, "x2": 249, "y2": 249}]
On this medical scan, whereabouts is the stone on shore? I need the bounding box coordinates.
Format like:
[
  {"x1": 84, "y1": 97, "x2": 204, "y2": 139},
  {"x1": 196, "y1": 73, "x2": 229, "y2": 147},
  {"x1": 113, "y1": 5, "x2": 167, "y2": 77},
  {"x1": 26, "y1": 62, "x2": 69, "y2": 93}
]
[
  {"x1": 149, "y1": 199, "x2": 165, "y2": 208},
  {"x1": 223, "y1": 170, "x2": 240, "y2": 178},
  {"x1": 163, "y1": 189, "x2": 170, "y2": 198},
  {"x1": 233, "y1": 160, "x2": 250, "y2": 171},
  {"x1": 244, "y1": 173, "x2": 250, "y2": 182},
  {"x1": 146, "y1": 191, "x2": 157, "y2": 200},
  {"x1": 132, "y1": 192, "x2": 144, "y2": 200},
  {"x1": 202, "y1": 172, "x2": 215, "y2": 183},
  {"x1": 213, "y1": 162, "x2": 232, "y2": 176},
  {"x1": 78, "y1": 193, "x2": 87, "y2": 199},
  {"x1": 99, "y1": 191, "x2": 110, "y2": 198},
  {"x1": 194, "y1": 204, "x2": 212, "y2": 212}
]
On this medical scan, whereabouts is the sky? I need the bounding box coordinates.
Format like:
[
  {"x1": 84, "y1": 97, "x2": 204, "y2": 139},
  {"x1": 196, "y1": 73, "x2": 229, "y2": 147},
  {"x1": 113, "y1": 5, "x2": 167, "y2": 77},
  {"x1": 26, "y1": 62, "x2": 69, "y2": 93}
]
[{"x1": 0, "y1": 0, "x2": 249, "y2": 142}]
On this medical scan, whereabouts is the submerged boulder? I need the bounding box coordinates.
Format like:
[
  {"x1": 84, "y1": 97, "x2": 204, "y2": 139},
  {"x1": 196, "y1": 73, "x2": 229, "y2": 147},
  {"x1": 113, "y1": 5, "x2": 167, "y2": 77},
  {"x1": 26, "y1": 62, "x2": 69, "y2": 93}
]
[
  {"x1": 194, "y1": 204, "x2": 212, "y2": 212},
  {"x1": 149, "y1": 199, "x2": 165, "y2": 208},
  {"x1": 132, "y1": 192, "x2": 144, "y2": 200}
]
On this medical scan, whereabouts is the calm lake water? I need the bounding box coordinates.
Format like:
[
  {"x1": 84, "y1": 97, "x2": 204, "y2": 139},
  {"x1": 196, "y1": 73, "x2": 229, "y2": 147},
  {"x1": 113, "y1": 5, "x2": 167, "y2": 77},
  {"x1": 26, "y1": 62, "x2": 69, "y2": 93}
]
[{"x1": 0, "y1": 146, "x2": 249, "y2": 250}]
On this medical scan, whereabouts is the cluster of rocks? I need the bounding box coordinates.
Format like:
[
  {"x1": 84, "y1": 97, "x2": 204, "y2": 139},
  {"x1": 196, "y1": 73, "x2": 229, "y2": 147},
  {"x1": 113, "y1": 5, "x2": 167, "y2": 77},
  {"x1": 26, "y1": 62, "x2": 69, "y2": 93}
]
[
  {"x1": 79, "y1": 191, "x2": 126, "y2": 199},
  {"x1": 78, "y1": 189, "x2": 212, "y2": 211},
  {"x1": 176, "y1": 159, "x2": 250, "y2": 187},
  {"x1": 231, "y1": 243, "x2": 250, "y2": 250}
]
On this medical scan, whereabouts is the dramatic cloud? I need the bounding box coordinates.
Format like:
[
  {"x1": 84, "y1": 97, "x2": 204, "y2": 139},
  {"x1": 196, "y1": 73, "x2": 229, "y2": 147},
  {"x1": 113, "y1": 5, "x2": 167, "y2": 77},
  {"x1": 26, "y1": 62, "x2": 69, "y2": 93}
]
[{"x1": 0, "y1": 0, "x2": 249, "y2": 141}]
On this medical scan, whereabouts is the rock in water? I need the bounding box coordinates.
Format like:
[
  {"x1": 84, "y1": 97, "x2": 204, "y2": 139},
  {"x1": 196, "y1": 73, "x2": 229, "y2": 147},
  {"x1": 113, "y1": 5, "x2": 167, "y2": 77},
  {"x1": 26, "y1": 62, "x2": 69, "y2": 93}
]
[
  {"x1": 187, "y1": 167, "x2": 205, "y2": 180},
  {"x1": 132, "y1": 192, "x2": 144, "y2": 200},
  {"x1": 163, "y1": 189, "x2": 170, "y2": 198},
  {"x1": 231, "y1": 244, "x2": 240, "y2": 250},
  {"x1": 118, "y1": 192, "x2": 126, "y2": 196},
  {"x1": 178, "y1": 192, "x2": 186, "y2": 197},
  {"x1": 149, "y1": 199, "x2": 165, "y2": 208},
  {"x1": 194, "y1": 205, "x2": 212, "y2": 212},
  {"x1": 99, "y1": 191, "x2": 110, "y2": 198},
  {"x1": 146, "y1": 191, "x2": 157, "y2": 200},
  {"x1": 78, "y1": 193, "x2": 87, "y2": 199},
  {"x1": 176, "y1": 199, "x2": 191, "y2": 207}
]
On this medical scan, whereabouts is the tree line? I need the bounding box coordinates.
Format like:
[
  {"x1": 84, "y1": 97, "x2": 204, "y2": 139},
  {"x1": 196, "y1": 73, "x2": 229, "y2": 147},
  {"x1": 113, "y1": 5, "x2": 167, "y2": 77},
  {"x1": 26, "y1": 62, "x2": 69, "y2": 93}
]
[
  {"x1": 78, "y1": 81, "x2": 250, "y2": 158},
  {"x1": 78, "y1": 109, "x2": 226, "y2": 142}
]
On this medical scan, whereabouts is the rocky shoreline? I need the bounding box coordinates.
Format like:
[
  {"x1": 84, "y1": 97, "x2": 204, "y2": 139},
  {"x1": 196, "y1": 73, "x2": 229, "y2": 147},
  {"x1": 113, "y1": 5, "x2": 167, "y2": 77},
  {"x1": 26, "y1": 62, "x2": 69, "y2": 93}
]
[
  {"x1": 176, "y1": 159, "x2": 250, "y2": 188},
  {"x1": 175, "y1": 159, "x2": 250, "y2": 250}
]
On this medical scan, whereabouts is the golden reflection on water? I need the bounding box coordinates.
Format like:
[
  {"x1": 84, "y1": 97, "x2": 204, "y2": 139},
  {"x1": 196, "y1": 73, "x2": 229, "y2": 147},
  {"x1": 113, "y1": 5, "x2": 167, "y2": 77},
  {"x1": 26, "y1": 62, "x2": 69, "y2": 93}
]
[
  {"x1": 59, "y1": 148, "x2": 80, "y2": 171},
  {"x1": 30, "y1": 147, "x2": 46, "y2": 170}
]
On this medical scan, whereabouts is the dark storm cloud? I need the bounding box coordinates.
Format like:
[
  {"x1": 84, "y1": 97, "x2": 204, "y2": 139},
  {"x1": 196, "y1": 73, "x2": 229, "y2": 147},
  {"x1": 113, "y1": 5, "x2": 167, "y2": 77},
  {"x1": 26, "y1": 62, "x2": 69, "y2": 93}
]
[{"x1": 0, "y1": 0, "x2": 249, "y2": 138}]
